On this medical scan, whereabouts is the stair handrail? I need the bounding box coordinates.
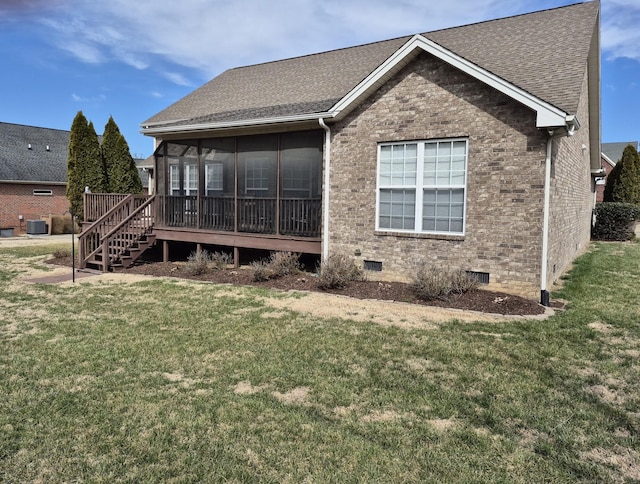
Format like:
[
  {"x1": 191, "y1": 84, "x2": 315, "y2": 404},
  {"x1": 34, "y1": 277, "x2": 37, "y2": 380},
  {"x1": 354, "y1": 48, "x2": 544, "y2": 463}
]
[
  {"x1": 80, "y1": 194, "x2": 154, "y2": 270},
  {"x1": 84, "y1": 195, "x2": 155, "y2": 267},
  {"x1": 79, "y1": 194, "x2": 143, "y2": 236},
  {"x1": 100, "y1": 195, "x2": 155, "y2": 243}
]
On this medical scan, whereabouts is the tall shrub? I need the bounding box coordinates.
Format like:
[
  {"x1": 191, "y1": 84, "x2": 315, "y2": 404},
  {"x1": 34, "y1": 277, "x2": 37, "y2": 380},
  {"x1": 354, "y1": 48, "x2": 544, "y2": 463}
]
[
  {"x1": 604, "y1": 144, "x2": 640, "y2": 204},
  {"x1": 101, "y1": 117, "x2": 142, "y2": 194},
  {"x1": 66, "y1": 112, "x2": 105, "y2": 219},
  {"x1": 592, "y1": 202, "x2": 640, "y2": 241}
]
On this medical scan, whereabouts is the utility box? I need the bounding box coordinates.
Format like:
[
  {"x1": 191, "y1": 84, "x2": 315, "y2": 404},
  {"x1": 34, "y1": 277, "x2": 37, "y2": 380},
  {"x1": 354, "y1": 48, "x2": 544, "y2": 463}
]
[
  {"x1": 26, "y1": 220, "x2": 47, "y2": 235},
  {"x1": 0, "y1": 228, "x2": 14, "y2": 237}
]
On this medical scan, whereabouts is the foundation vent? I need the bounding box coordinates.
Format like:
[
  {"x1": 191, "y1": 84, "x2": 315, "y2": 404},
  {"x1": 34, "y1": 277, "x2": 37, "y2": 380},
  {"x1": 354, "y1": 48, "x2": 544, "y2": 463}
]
[
  {"x1": 466, "y1": 271, "x2": 489, "y2": 284},
  {"x1": 363, "y1": 260, "x2": 383, "y2": 272}
]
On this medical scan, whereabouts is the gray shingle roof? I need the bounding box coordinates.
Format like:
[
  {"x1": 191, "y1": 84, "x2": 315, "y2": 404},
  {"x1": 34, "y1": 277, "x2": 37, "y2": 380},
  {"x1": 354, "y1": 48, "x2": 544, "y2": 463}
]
[
  {"x1": 143, "y1": 1, "x2": 599, "y2": 131},
  {"x1": 0, "y1": 122, "x2": 70, "y2": 183},
  {"x1": 602, "y1": 142, "x2": 638, "y2": 165}
]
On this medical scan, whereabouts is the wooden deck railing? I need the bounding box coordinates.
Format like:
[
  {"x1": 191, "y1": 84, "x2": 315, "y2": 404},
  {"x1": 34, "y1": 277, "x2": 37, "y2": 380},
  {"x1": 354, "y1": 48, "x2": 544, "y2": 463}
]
[
  {"x1": 280, "y1": 198, "x2": 321, "y2": 237},
  {"x1": 156, "y1": 195, "x2": 322, "y2": 238},
  {"x1": 84, "y1": 193, "x2": 130, "y2": 222}
]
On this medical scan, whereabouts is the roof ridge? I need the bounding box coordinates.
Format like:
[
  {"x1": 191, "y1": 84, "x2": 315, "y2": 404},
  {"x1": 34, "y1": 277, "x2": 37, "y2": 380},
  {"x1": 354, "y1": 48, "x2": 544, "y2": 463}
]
[
  {"x1": 227, "y1": 1, "x2": 596, "y2": 73},
  {"x1": 226, "y1": 35, "x2": 412, "y2": 72},
  {"x1": 425, "y1": 1, "x2": 594, "y2": 36},
  {"x1": 0, "y1": 121, "x2": 70, "y2": 134}
]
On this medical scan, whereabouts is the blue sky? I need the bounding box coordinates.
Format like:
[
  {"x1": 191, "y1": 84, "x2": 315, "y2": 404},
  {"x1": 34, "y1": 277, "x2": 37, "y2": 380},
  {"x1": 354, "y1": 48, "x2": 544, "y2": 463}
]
[{"x1": 0, "y1": 0, "x2": 638, "y2": 158}]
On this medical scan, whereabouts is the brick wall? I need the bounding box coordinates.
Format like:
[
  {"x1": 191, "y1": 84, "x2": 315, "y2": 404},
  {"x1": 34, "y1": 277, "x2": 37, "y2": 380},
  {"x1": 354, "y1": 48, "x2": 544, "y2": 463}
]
[
  {"x1": 546, "y1": 70, "x2": 594, "y2": 290},
  {"x1": 0, "y1": 183, "x2": 68, "y2": 233},
  {"x1": 595, "y1": 157, "x2": 614, "y2": 202},
  {"x1": 327, "y1": 51, "x2": 552, "y2": 298}
]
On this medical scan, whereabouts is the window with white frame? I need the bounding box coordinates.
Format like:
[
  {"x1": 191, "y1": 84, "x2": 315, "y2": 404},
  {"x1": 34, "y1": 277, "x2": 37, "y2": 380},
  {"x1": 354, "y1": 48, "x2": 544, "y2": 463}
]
[
  {"x1": 169, "y1": 164, "x2": 180, "y2": 195},
  {"x1": 377, "y1": 138, "x2": 467, "y2": 235},
  {"x1": 169, "y1": 163, "x2": 197, "y2": 196},
  {"x1": 245, "y1": 158, "x2": 270, "y2": 191},
  {"x1": 205, "y1": 162, "x2": 223, "y2": 194}
]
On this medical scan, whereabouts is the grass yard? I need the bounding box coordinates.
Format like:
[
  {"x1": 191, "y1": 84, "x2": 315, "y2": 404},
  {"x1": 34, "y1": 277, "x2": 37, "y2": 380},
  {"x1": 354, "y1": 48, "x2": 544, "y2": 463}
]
[{"x1": 1, "y1": 242, "x2": 639, "y2": 482}]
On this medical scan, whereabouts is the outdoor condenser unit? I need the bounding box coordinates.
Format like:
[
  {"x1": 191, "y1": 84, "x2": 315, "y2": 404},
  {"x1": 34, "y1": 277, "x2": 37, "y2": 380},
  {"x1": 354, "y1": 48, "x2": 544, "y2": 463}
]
[{"x1": 26, "y1": 220, "x2": 47, "y2": 235}]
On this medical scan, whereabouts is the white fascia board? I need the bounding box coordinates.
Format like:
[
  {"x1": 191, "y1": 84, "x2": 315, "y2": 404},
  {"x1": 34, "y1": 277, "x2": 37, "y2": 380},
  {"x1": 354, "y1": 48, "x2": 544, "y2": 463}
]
[
  {"x1": 329, "y1": 34, "x2": 569, "y2": 128},
  {"x1": 140, "y1": 112, "x2": 334, "y2": 136},
  {"x1": 601, "y1": 153, "x2": 615, "y2": 167}
]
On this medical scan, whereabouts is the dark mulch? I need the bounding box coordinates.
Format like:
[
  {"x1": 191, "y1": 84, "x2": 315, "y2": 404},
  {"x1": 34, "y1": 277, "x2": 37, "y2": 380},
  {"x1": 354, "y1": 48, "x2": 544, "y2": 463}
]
[{"x1": 47, "y1": 256, "x2": 549, "y2": 316}]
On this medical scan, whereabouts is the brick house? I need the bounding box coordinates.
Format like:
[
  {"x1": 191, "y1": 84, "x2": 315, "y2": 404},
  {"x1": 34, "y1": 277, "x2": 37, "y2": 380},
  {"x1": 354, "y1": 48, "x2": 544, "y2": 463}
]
[
  {"x1": 0, "y1": 123, "x2": 71, "y2": 233},
  {"x1": 596, "y1": 142, "x2": 639, "y2": 202},
  {"x1": 82, "y1": 2, "x2": 601, "y2": 304}
]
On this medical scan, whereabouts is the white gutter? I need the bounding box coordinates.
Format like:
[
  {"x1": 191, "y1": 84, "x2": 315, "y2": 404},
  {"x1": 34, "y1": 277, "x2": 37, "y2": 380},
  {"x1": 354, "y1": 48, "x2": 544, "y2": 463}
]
[
  {"x1": 141, "y1": 112, "x2": 335, "y2": 136},
  {"x1": 319, "y1": 118, "x2": 331, "y2": 261}
]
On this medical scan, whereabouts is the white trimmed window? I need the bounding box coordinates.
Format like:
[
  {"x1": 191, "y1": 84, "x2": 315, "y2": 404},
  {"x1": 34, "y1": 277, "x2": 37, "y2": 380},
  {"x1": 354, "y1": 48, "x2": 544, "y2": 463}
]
[
  {"x1": 205, "y1": 162, "x2": 223, "y2": 194},
  {"x1": 169, "y1": 163, "x2": 197, "y2": 196},
  {"x1": 245, "y1": 158, "x2": 270, "y2": 191},
  {"x1": 377, "y1": 138, "x2": 467, "y2": 235},
  {"x1": 169, "y1": 164, "x2": 180, "y2": 195}
]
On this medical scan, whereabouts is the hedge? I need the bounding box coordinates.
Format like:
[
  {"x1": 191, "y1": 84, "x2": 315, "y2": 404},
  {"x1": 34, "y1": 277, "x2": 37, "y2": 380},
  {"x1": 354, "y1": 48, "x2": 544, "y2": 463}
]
[{"x1": 592, "y1": 202, "x2": 640, "y2": 241}]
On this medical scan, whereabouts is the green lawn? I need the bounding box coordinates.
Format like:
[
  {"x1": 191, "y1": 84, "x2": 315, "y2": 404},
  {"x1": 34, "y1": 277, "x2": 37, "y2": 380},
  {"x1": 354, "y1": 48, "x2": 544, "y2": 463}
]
[{"x1": 1, "y1": 242, "x2": 639, "y2": 482}]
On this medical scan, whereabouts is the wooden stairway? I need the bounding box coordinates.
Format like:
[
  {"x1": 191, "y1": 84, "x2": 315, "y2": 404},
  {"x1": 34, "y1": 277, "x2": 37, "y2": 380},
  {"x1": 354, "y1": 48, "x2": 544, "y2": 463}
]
[{"x1": 79, "y1": 194, "x2": 156, "y2": 272}]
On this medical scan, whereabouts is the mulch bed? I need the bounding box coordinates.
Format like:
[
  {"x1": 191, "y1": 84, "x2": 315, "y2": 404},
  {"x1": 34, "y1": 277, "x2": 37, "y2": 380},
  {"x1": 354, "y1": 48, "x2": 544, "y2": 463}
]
[{"x1": 46, "y1": 256, "x2": 550, "y2": 316}]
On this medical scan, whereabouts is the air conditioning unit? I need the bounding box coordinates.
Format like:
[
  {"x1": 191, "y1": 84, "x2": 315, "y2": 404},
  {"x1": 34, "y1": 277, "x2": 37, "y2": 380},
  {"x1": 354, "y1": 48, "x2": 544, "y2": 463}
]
[{"x1": 26, "y1": 220, "x2": 47, "y2": 235}]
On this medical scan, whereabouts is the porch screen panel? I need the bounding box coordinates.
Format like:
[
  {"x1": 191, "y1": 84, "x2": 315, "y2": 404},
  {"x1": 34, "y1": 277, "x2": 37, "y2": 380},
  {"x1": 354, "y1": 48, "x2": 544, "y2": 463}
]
[
  {"x1": 201, "y1": 138, "x2": 235, "y2": 231},
  {"x1": 280, "y1": 131, "x2": 323, "y2": 236},
  {"x1": 155, "y1": 143, "x2": 166, "y2": 199},
  {"x1": 237, "y1": 134, "x2": 277, "y2": 233},
  {"x1": 165, "y1": 141, "x2": 198, "y2": 227}
]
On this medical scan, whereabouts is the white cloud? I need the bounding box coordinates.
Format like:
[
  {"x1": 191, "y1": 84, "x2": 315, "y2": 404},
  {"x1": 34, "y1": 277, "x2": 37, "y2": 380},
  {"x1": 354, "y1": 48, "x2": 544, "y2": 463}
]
[
  {"x1": 71, "y1": 92, "x2": 107, "y2": 103},
  {"x1": 163, "y1": 72, "x2": 193, "y2": 87},
  {"x1": 601, "y1": 0, "x2": 640, "y2": 61},
  {"x1": 37, "y1": 0, "x2": 637, "y2": 86}
]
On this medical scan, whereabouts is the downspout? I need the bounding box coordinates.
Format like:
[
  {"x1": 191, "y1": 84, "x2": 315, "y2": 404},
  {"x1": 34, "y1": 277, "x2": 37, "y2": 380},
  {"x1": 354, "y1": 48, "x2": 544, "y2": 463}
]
[
  {"x1": 540, "y1": 127, "x2": 574, "y2": 306},
  {"x1": 319, "y1": 118, "x2": 331, "y2": 261},
  {"x1": 540, "y1": 134, "x2": 553, "y2": 307}
]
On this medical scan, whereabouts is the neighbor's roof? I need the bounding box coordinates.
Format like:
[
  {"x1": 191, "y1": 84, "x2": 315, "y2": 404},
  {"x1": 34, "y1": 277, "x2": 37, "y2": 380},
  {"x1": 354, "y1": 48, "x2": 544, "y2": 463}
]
[
  {"x1": 602, "y1": 141, "x2": 639, "y2": 165},
  {"x1": 143, "y1": 1, "x2": 599, "y2": 132},
  {"x1": 0, "y1": 122, "x2": 70, "y2": 183}
]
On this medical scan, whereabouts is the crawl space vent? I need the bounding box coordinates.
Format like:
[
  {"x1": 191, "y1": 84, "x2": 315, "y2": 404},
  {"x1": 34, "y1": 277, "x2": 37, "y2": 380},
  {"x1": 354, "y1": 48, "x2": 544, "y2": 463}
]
[
  {"x1": 364, "y1": 260, "x2": 383, "y2": 272},
  {"x1": 466, "y1": 271, "x2": 490, "y2": 284}
]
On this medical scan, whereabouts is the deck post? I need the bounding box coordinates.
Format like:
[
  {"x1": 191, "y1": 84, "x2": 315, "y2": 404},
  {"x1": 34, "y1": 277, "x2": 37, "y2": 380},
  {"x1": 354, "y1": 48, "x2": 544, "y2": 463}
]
[
  {"x1": 234, "y1": 247, "x2": 239, "y2": 268},
  {"x1": 163, "y1": 240, "x2": 169, "y2": 263},
  {"x1": 101, "y1": 239, "x2": 109, "y2": 272}
]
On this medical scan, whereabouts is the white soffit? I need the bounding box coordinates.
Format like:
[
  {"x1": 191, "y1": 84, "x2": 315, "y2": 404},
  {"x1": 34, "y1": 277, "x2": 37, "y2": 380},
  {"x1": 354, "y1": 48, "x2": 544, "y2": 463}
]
[{"x1": 330, "y1": 35, "x2": 569, "y2": 128}]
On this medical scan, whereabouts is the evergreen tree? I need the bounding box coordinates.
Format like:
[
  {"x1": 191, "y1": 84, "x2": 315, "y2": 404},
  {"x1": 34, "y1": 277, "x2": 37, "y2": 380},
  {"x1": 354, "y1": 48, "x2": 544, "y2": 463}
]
[
  {"x1": 66, "y1": 111, "x2": 88, "y2": 218},
  {"x1": 101, "y1": 117, "x2": 143, "y2": 194},
  {"x1": 101, "y1": 116, "x2": 121, "y2": 191},
  {"x1": 84, "y1": 121, "x2": 107, "y2": 193},
  {"x1": 605, "y1": 144, "x2": 640, "y2": 205},
  {"x1": 66, "y1": 112, "x2": 107, "y2": 220}
]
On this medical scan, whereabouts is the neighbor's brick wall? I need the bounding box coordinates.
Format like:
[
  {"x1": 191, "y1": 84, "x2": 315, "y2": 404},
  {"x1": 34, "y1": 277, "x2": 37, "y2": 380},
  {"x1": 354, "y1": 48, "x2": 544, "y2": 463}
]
[
  {"x1": 595, "y1": 156, "x2": 613, "y2": 202},
  {"x1": 0, "y1": 183, "x2": 68, "y2": 233},
  {"x1": 546, "y1": 69, "x2": 594, "y2": 290},
  {"x1": 327, "y1": 52, "x2": 548, "y2": 298}
]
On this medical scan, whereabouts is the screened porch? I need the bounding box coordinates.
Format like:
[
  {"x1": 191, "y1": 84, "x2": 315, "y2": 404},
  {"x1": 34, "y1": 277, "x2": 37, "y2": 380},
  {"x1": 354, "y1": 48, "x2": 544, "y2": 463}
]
[{"x1": 155, "y1": 130, "x2": 323, "y2": 239}]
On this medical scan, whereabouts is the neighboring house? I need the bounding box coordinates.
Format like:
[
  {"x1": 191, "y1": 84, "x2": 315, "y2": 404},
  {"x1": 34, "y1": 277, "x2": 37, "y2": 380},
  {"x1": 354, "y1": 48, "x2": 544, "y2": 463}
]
[
  {"x1": 135, "y1": 157, "x2": 153, "y2": 193},
  {"x1": 84, "y1": 2, "x2": 601, "y2": 304},
  {"x1": 597, "y1": 142, "x2": 639, "y2": 202},
  {"x1": 0, "y1": 122, "x2": 70, "y2": 233}
]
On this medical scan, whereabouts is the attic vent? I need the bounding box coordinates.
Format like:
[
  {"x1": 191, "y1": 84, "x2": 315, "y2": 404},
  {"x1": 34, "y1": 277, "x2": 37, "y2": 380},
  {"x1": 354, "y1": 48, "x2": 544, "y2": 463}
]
[
  {"x1": 364, "y1": 260, "x2": 383, "y2": 272},
  {"x1": 466, "y1": 271, "x2": 490, "y2": 284},
  {"x1": 33, "y1": 189, "x2": 53, "y2": 196}
]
